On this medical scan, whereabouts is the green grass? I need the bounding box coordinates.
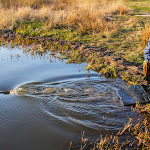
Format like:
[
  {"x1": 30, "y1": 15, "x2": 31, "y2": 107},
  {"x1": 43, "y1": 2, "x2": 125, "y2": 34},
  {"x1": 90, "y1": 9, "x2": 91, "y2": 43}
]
[
  {"x1": 126, "y1": 0, "x2": 150, "y2": 13},
  {"x1": 0, "y1": 0, "x2": 149, "y2": 84},
  {"x1": 12, "y1": 13, "x2": 146, "y2": 73},
  {"x1": 15, "y1": 20, "x2": 103, "y2": 43},
  {"x1": 132, "y1": 5, "x2": 150, "y2": 12}
]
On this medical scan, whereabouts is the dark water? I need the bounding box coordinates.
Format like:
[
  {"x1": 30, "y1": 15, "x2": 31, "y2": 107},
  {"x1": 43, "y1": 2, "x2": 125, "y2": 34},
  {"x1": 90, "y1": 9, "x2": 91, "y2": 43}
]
[{"x1": 0, "y1": 46, "x2": 137, "y2": 150}]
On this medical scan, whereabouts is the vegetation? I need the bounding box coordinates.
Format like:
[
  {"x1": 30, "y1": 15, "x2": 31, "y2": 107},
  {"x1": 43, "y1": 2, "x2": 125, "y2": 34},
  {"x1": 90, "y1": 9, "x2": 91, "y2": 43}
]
[
  {"x1": 0, "y1": 0, "x2": 125, "y2": 34},
  {"x1": 0, "y1": 0, "x2": 150, "y2": 149},
  {"x1": 70, "y1": 104, "x2": 150, "y2": 149},
  {"x1": 0, "y1": 0, "x2": 149, "y2": 85},
  {"x1": 127, "y1": 0, "x2": 150, "y2": 13}
]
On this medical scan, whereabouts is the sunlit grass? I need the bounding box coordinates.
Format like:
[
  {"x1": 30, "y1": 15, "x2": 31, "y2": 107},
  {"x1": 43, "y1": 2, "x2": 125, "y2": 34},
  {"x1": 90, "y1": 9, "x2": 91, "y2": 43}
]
[
  {"x1": 141, "y1": 23, "x2": 150, "y2": 46},
  {"x1": 0, "y1": 0, "x2": 128, "y2": 35},
  {"x1": 0, "y1": 0, "x2": 149, "y2": 84}
]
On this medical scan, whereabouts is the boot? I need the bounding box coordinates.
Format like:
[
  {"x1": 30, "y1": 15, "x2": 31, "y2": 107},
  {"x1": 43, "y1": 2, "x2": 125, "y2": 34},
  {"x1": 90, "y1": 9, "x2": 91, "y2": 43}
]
[{"x1": 143, "y1": 60, "x2": 150, "y2": 80}]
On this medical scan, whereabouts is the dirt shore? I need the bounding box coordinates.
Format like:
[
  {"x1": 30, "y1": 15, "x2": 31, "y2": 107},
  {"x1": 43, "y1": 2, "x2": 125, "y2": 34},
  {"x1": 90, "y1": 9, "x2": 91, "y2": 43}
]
[{"x1": 0, "y1": 29, "x2": 147, "y2": 85}]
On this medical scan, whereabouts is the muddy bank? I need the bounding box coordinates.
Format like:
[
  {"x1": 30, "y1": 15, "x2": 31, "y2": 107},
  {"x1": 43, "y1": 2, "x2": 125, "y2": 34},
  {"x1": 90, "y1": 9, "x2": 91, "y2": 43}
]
[{"x1": 0, "y1": 29, "x2": 147, "y2": 85}]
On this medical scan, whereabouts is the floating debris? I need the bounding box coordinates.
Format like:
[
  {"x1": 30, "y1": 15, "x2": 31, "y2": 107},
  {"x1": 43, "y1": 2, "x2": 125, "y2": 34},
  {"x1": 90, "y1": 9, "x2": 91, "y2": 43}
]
[{"x1": 0, "y1": 90, "x2": 10, "y2": 94}]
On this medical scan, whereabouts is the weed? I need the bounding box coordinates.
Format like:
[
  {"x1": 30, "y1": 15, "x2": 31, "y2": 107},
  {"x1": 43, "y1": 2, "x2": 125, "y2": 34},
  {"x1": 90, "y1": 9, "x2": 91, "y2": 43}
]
[{"x1": 70, "y1": 103, "x2": 150, "y2": 149}]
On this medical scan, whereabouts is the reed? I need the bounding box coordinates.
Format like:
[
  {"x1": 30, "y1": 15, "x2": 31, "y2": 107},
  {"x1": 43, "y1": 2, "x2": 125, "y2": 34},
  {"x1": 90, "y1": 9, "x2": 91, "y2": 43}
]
[{"x1": 0, "y1": 0, "x2": 128, "y2": 36}]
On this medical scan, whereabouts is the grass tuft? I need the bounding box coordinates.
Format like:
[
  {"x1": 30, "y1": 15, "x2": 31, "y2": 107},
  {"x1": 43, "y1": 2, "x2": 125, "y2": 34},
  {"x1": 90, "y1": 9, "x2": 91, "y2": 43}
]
[{"x1": 141, "y1": 23, "x2": 150, "y2": 46}]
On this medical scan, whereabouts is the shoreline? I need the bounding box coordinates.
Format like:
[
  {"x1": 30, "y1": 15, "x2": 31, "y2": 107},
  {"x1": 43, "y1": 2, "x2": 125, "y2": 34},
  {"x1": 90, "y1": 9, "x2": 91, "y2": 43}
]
[{"x1": 0, "y1": 29, "x2": 147, "y2": 85}]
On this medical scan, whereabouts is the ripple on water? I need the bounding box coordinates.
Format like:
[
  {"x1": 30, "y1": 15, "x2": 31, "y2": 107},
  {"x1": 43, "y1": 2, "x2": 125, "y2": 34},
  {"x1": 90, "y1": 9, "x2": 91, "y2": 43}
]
[
  {"x1": 0, "y1": 95, "x2": 43, "y2": 122},
  {"x1": 12, "y1": 76, "x2": 136, "y2": 131}
]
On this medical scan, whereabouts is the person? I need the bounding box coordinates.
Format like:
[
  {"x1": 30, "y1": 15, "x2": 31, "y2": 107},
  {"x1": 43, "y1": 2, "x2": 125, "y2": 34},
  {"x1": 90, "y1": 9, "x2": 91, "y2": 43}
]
[{"x1": 143, "y1": 37, "x2": 150, "y2": 79}]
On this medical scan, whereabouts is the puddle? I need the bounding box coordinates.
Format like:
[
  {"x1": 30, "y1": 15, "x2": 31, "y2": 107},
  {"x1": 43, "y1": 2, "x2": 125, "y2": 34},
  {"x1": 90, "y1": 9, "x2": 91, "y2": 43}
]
[{"x1": 0, "y1": 46, "x2": 138, "y2": 150}]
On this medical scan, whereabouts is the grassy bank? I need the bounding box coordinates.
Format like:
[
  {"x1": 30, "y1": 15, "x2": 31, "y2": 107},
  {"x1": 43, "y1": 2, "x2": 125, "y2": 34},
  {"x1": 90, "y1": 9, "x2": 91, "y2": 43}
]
[
  {"x1": 0, "y1": 0, "x2": 146, "y2": 84},
  {"x1": 0, "y1": 0, "x2": 132, "y2": 80},
  {"x1": 0, "y1": 1, "x2": 150, "y2": 149}
]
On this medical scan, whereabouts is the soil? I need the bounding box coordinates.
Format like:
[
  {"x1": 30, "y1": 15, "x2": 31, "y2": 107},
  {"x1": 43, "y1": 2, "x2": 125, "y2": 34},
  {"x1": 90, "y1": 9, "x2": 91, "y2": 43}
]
[{"x1": 0, "y1": 29, "x2": 148, "y2": 85}]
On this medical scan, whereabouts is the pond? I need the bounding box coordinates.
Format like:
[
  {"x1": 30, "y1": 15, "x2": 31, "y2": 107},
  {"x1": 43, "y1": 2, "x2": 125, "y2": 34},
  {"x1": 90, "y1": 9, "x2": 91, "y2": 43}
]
[{"x1": 0, "y1": 46, "x2": 137, "y2": 150}]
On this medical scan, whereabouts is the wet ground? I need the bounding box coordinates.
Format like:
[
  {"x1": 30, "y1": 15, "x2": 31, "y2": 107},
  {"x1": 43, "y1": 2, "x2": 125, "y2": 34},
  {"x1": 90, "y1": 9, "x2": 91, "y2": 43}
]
[
  {"x1": 0, "y1": 28, "x2": 146, "y2": 85},
  {"x1": 0, "y1": 46, "x2": 138, "y2": 150}
]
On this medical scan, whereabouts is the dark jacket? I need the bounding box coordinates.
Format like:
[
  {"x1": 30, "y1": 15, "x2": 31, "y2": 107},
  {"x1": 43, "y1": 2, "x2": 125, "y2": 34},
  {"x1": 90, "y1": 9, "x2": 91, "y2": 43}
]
[{"x1": 144, "y1": 38, "x2": 150, "y2": 63}]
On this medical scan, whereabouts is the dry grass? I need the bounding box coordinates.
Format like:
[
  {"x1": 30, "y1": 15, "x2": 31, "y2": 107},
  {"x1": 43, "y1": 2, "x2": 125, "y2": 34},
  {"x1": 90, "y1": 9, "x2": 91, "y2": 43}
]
[
  {"x1": 0, "y1": 0, "x2": 49, "y2": 8},
  {"x1": 141, "y1": 23, "x2": 150, "y2": 46},
  {"x1": 0, "y1": 0, "x2": 128, "y2": 35},
  {"x1": 0, "y1": 0, "x2": 124, "y2": 8},
  {"x1": 70, "y1": 105, "x2": 150, "y2": 150},
  {"x1": 0, "y1": 8, "x2": 16, "y2": 29}
]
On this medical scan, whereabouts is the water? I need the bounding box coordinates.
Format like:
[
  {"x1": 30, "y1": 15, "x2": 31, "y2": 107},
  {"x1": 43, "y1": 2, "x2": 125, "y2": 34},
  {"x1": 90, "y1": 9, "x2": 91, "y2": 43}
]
[{"x1": 0, "y1": 46, "x2": 137, "y2": 150}]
